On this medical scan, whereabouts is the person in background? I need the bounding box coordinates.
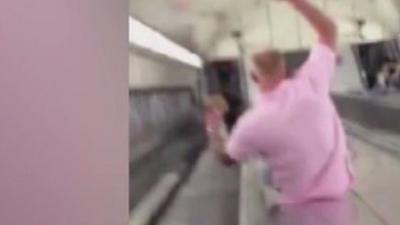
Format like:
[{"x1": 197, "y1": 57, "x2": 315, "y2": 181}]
[
  {"x1": 222, "y1": 90, "x2": 243, "y2": 131},
  {"x1": 207, "y1": 0, "x2": 354, "y2": 205},
  {"x1": 358, "y1": 43, "x2": 387, "y2": 90},
  {"x1": 376, "y1": 61, "x2": 400, "y2": 93},
  {"x1": 376, "y1": 63, "x2": 391, "y2": 93},
  {"x1": 205, "y1": 95, "x2": 230, "y2": 153}
]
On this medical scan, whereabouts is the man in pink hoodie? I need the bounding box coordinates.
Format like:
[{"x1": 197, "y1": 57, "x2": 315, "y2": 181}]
[{"x1": 207, "y1": 0, "x2": 354, "y2": 204}]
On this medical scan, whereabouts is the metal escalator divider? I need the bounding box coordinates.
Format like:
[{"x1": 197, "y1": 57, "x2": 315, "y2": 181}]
[{"x1": 352, "y1": 191, "x2": 391, "y2": 225}]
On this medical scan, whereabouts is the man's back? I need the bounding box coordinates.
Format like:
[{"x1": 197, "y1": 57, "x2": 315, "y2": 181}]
[{"x1": 226, "y1": 43, "x2": 354, "y2": 203}]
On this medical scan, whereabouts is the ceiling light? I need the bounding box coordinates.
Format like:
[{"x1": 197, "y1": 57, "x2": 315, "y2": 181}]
[
  {"x1": 361, "y1": 22, "x2": 384, "y2": 41},
  {"x1": 129, "y1": 16, "x2": 203, "y2": 68}
]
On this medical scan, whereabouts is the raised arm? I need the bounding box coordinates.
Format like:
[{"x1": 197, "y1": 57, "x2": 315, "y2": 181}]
[{"x1": 287, "y1": 0, "x2": 337, "y2": 51}]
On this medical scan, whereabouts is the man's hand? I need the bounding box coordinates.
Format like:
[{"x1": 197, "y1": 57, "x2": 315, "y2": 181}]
[
  {"x1": 286, "y1": 0, "x2": 337, "y2": 51},
  {"x1": 205, "y1": 108, "x2": 236, "y2": 166},
  {"x1": 205, "y1": 107, "x2": 225, "y2": 148},
  {"x1": 205, "y1": 109, "x2": 223, "y2": 133}
]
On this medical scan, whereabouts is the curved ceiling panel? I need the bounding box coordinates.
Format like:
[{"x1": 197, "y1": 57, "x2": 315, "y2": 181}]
[{"x1": 130, "y1": 0, "x2": 400, "y2": 60}]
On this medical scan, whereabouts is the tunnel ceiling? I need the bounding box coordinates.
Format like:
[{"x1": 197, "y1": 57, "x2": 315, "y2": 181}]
[{"x1": 130, "y1": 0, "x2": 400, "y2": 60}]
